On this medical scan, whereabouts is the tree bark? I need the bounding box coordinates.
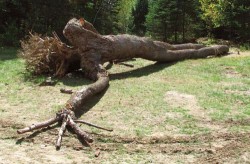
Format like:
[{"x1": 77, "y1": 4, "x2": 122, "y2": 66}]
[
  {"x1": 18, "y1": 18, "x2": 229, "y2": 149},
  {"x1": 63, "y1": 18, "x2": 228, "y2": 73}
]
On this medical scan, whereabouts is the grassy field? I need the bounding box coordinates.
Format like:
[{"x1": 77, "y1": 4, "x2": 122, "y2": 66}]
[{"x1": 0, "y1": 47, "x2": 250, "y2": 163}]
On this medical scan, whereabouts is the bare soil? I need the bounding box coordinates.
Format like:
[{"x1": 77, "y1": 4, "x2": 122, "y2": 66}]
[
  {"x1": 1, "y1": 118, "x2": 250, "y2": 163},
  {"x1": 1, "y1": 87, "x2": 250, "y2": 163}
]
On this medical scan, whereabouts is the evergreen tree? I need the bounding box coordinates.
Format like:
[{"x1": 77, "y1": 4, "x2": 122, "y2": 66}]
[
  {"x1": 131, "y1": 0, "x2": 148, "y2": 36},
  {"x1": 199, "y1": 0, "x2": 250, "y2": 41},
  {"x1": 146, "y1": 0, "x2": 202, "y2": 43},
  {"x1": 116, "y1": 0, "x2": 136, "y2": 33},
  {"x1": 0, "y1": 0, "x2": 249, "y2": 46}
]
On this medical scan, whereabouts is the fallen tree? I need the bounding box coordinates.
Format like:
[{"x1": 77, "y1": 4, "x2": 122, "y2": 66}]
[{"x1": 18, "y1": 18, "x2": 229, "y2": 149}]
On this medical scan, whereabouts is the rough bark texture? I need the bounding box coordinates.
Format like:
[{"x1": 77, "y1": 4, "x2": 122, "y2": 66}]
[
  {"x1": 63, "y1": 18, "x2": 228, "y2": 76},
  {"x1": 18, "y1": 18, "x2": 229, "y2": 149}
]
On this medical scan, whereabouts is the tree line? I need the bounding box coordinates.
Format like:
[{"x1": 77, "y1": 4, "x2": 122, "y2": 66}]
[{"x1": 0, "y1": 0, "x2": 249, "y2": 46}]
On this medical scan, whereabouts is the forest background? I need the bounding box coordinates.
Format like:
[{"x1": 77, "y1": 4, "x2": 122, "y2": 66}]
[{"x1": 0, "y1": 0, "x2": 249, "y2": 47}]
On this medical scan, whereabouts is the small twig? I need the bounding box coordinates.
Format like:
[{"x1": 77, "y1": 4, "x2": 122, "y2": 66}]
[
  {"x1": 60, "y1": 88, "x2": 73, "y2": 94},
  {"x1": 52, "y1": 31, "x2": 62, "y2": 42},
  {"x1": 55, "y1": 115, "x2": 68, "y2": 150},
  {"x1": 68, "y1": 116, "x2": 93, "y2": 143},
  {"x1": 17, "y1": 116, "x2": 61, "y2": 134},
  {"x1": 75, "y1": 120, "x2": 113, "y2": 132}
]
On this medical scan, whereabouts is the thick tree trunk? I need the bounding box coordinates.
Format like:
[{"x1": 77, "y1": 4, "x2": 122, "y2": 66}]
[
  {"x1": 64, "y1": 19, "x2": 228, "y2": 66},
  {"x1": 18, "y1": 18, "x2": 229, "y2": 149}
]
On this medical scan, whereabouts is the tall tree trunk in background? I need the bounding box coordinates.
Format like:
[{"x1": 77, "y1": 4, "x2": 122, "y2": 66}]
[{"x1": 182, "y1": 0, "x2": 186, "y2": 42}]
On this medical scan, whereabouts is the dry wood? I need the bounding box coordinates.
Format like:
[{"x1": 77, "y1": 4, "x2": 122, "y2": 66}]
[
  {"x1": 17, "y1": 116, "x2": 61, "y2": 134},
  {"x1": 60, "y1": 88, "x2": 73, "y2": 94},
  {"x1": 18, "y1": 18, "x2": 229, "y2": 149},
  {"x1": 67, "y1": 115, "x2": 93, "y2": 143},
  {"x1": 56, "y1": 115, "x2": 68, "y2": 150}
]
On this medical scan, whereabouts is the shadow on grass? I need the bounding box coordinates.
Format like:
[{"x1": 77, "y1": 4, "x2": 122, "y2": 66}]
[
  {"x1": 22, "y1": 61, "x2": 175, "y2": 117},
  {"x1": 60, "y1": 73, "x2": 92, "y2": 87},
  {"x1": 15, "y1": 61, "x2": 176, "y2": 146},
  {"x1": 73, "y1": 62, "x2": 175, "y2": 116},
  {"x1": 110, "y1": 61, "x2": 176, "y2": 80},
  {"x1": 22, "y1": 71, "x2": 92, "y2": 87},
  {"x1": 16, "y1": 124, "x2": 59, "y2": 145},
  {"x1": 74, "y1": 86, "x2": 109, "y2": 118}
]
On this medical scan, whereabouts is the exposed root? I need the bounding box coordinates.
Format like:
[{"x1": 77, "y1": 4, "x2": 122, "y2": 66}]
[
  {"x1": 19, "y1": 32, "x2": 80, "y2": 77},
  {"x1": 17, "y1": 109, "x2": 112, "y2": 150}
]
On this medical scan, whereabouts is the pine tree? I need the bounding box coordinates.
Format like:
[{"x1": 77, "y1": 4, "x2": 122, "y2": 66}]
[
  {"x1": 146, "y1": 0, "x2": 202, "y2": 43},
  {"x1": 131, "y1": 0, "x2": 148, "y2": 36}
]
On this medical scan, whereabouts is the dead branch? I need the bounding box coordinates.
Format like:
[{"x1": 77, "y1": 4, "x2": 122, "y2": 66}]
[
  {"x1": 17, "y1": 116, "x2": 61, "y2": 134},
  {"x1": 75, "y1": 120, "x2": 113, "y2": 132},
  {"x1": 56, "y1": 115, "x2": 68, "y2": 149}
]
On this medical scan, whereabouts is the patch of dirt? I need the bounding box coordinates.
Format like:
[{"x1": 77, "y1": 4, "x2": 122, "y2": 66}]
[
  {"x1": 93, "y1": 132, "x2": 250, "y2": 163},
  {"x1": 164, "y1": 91, "x2": 209, "y2": 120},
  {"x1": 225, "y1": 89, "x2": 250, "y2": 96},
  {"x1": 219, "y1": 81, "x2": 245, "y2": 87},
  {"x1": 1, "y1": 116, "x2": 250, "y2": 163},
  {"x1": 223, "y1": 66, "x2": 244, "y2": 78},
  {"x1": 226, "y1": 50, "x2": 250, "y2": 58},
  {"x1": 163, "y1": 91, "x2": 234, "y2": 134}
]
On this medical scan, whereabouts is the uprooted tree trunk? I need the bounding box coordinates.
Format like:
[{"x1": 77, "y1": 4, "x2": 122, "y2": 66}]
[{"x1": 18, "y1": 18, "x2": 229, "y2": 149}]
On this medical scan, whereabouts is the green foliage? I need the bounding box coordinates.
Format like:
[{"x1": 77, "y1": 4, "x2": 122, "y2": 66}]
[
  {"x1": 239, "y1": 43, "x2": 250, "y2": 51},
  {"x1": 0, "y1": 22, "x2": 20, "y2": 46},
  {"x1": 146, "y1": 0, "x2": 203, "y2": 42},
  {"x1": 91, "y1": 0, "x2": 119, "y2": 34},
  {"x1": 131, "y1": 0, "x2": 148, "y2": 36},
  {"x1": 0, "y1": 0, "x2": 249, "y2": 46},
  {"x1": 116, "y1": 0, "x2": 136, "y2": 33},
  {"x1": 199, "y1": 0, "x2": 227, "y2": 28},
  {"x1": 199, "y1": 0, "x2": 250, "y2": 42}
]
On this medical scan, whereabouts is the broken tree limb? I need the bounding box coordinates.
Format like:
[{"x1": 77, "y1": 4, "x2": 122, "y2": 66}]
[
  {"x1": 60, "y1": 88, "x2": 73, "y2": 94},
  {"x1": 18, "y1": 18, "x2": 229, "y2": 149}
]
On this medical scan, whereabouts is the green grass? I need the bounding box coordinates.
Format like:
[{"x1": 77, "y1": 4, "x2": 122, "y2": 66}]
[
  {"x1": 1, "y1": 47, "x2": 250, "y2": 163},
  {"x1": 1, "y1": 47, "x2": 250, "y2": 135}
]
